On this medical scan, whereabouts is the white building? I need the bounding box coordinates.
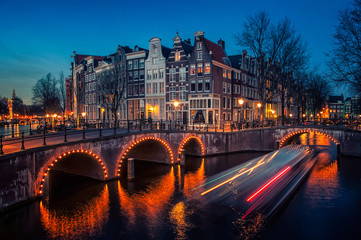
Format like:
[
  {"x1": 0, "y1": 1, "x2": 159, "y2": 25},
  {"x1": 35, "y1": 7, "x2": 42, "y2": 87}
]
[{"x1": 144, "y1": 37, "x2": 170, "y2": 121}]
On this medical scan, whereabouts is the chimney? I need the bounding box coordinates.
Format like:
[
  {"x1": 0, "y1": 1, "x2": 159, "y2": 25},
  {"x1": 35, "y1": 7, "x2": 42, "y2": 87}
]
[{"x1": 218, "y1": 38, "x2": 225, "y2": 50}]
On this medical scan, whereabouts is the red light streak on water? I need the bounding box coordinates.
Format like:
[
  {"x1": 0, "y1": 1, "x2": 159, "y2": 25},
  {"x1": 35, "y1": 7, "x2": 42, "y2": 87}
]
[{"x1": 246, "y1": 166, "x2": 291, "y2": 202}]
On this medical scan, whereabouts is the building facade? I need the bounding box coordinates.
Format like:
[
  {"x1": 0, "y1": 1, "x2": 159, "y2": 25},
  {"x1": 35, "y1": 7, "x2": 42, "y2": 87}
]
[
  {"x1": 166, "y1": 33, "x2": 193, "y2": 124},
  {"x1": 144, "y1": 37, "x2": 170, "y2": 121}
]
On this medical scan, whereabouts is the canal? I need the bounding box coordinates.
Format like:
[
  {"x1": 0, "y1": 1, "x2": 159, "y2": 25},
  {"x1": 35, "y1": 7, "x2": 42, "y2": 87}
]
[{"x1": 0, "y1": 133, "x2": 360, "y2": 239}]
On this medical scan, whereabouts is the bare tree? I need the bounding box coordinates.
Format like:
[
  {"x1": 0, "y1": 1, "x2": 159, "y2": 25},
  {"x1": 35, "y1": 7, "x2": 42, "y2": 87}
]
[
  {"x1": 235, "y1": 12, "x2": 309, "y2": 124},
  {"x1": 272, "y1": 17, "x2": 309, "y2": 124},
  {"x1": 32, "y1": 73, "x2": 60, "y2": 114},
  {"x1": 328, "y1": 0, "x2": 361, "y2": 95},
  {"x1": 57, "y1": 71, "x2": 66, "y2": 120},
  {"x1": 97, "y1": 46, "x2": 127, "y2": 128},
  {"x1": 305, "y1": 71, "x2": 331, "y2": 116}
]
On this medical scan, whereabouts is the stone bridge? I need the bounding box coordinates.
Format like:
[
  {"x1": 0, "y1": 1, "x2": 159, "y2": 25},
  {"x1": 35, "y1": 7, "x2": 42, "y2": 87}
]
[{"x1": 0, "y1": 126, "x2": 360, "y2": 210}]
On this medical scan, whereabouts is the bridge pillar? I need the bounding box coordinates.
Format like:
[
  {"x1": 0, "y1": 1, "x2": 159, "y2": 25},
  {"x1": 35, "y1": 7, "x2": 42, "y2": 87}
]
[
  {"x1": 179, "y1": 149, "x2": 185, "y2": 166},
  {"x1": 336, "y1": 143, "x2": 341, "y2": 156},
  {"x1": 127, "y1": 158, "x2": 135, "y2": 181}
]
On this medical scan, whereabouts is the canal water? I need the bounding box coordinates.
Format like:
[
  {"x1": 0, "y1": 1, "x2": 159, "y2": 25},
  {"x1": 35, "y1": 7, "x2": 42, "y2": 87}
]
[{"x1": 0, "y1": 133, "x2": 360, "y2": 240}]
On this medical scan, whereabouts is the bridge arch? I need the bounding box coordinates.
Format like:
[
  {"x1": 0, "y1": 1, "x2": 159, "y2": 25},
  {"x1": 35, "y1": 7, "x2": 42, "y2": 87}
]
[
  {"x1": 19, "y1": 120, "x2": 27, "y2": 125},
  {"x1": 116, "y1": 136, "x2": 174, "y2": 177},
  {"x1": 279, "y1": 129, "x2": 340, "y2": 148},
  {"x1": 37, "y1": 149, "x2": 108, "y2": 195},
  {"x1": 177, "y1": 136, "x2": 205, "y2": 162}
]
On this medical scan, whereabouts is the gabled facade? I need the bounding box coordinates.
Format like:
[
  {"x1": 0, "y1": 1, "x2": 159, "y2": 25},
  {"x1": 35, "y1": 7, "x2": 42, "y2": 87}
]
[
  {"x1": 144, "y1": 37, "x2": 170, "y2": 121},
  {"x1": 166, "y1": 33, "x2": 193, "y2": 124},
  {"x1": 126, "y1": 46, "x2": 148, "y2": 120},
  {"x1": 188, "y1": 31, "x2": 232, "y2": 126}
]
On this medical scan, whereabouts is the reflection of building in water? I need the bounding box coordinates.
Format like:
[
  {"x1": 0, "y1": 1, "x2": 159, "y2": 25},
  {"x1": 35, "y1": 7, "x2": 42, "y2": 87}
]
[
  {"x1": 40, "y1": 185, "x2": 110, "y2": 239},
  {"x1": 295, "y1": 132, "x2": 332, "y2": 146},
  {"x1": 117, "y1": 168, "x2": 175, "y2": 235},
  {"x1": 183, "y1": 159, "x2": 205, "y2": 197}
]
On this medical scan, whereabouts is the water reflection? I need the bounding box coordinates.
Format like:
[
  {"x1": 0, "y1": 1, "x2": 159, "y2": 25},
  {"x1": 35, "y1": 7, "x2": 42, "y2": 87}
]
[
  {"x1": 117, "y1": 167, "x2": 175, "y2": 237},
  {"x1": 294, "y1": 132, "x2": 333, "y2": 146},
  {"x1": 305, "y1": 152, "x2": 339, "y2": 202},
  {"x1": 169, "y1": 202, "x2": 193, "y2": 240},
  {"x1": 40, "y1": 185, "x2": 110, "y2": 239}
]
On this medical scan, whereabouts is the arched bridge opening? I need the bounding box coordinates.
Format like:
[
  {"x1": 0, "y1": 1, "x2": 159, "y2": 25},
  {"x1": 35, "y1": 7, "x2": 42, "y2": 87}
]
[
  {"x1": 37, "y1": 149, "x2": 108, "y2": 199},
  {"x1": 117, "y1": 137, "x2": 174, "y2": 178},
  {"x1": 279, "y1": 130, "x2": 340, "y2": 149},
  {"x1": 177, "y1": 136, "x2": 205, "y2": 163}
]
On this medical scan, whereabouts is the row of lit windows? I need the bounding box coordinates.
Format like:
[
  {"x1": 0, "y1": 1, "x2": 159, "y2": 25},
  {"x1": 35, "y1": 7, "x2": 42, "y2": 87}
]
[{"x1": 190, "y1": 63, "x2": 210, "y2": 75}]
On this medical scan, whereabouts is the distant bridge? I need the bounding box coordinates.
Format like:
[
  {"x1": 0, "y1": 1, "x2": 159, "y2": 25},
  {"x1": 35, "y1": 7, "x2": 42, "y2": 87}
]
[{"x1": 0, "y1": 126, "x2": 360, "y2": 211}]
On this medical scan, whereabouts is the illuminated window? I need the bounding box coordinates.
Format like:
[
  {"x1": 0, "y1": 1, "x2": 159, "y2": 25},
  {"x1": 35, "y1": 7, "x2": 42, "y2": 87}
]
[
  {"x1": 175, "y1": 51, "x2": 181, "y2": 61},
  {"x1": 223, "y1": 69, "x2": 226, "y2": 78},
  {"x1": 205, "y1": 63, "x2": 210, "y2": 74},
  {"x1": 198, "y1": 63, "x2": 203, "y2": 76},
  {"x1": 190, "y1": 64, "x2": 196, "y2": 75},
  {"x1": 227, "y1": 70, "x2": 231, "y2": 79}
]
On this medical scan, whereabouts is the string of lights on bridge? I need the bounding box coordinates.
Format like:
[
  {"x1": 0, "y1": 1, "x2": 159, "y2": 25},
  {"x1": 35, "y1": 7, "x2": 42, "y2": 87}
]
[
  {"x1": 279, "y1": 130, "x2": 340, "y2": 148},
  {"x1": 38, "y1": 149, "x2": 108, "y2": 195},
  {"x1": 177, "y1": 136, "x2": 205, "y2": 162},
  {"x1": 117, "y1": 137, "x2": 174, "y2": 177}
]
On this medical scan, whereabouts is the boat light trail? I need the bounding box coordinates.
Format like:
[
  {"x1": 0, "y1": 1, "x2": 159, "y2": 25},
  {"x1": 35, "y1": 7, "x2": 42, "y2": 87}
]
[
  {"x1": 200, "y1": 161, "x2": 265, "y2": 196},
  {"x1": 246, "y1": 166, "x2": 291, "y2": 202}
]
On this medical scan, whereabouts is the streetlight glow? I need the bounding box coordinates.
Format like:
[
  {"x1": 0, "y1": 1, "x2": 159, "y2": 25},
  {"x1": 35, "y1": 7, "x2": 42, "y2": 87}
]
[
  {"x1": 238, "y1": 99, "x2": 244, "y2": 105},
  {"x1": 81, "y1": 112, "x2": 86, "y2": 117},
  {"x1": 257, "y1": 103, "x2": 262, "y2": 108},
  {"x1": 173, "y1": 101, "x2": 179, "y2": 108}
]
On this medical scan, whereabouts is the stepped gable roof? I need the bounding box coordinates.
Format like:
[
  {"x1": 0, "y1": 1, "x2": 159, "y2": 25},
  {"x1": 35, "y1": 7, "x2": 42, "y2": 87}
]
[
  {"x1": 204, "y1": 38, "x2": 231, "y2": 66},
  {"x1": 161, "y1": 46, "x2": 172, "y2": 58},
  {"x1": 228, "y1": 55, "x2": 243, "y2": 69},
  {"x1": 181, "y1": 41, "x2": 193, "y2": 56}
]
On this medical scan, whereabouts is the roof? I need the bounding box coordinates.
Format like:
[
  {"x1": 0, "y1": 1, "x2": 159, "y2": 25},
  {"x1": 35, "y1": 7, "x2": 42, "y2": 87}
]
[
  {"x1": 75, "y1": 55, "x2": 104, "y2": 65},
  {"x1": 161, "y1": 46, "x2": 171, "y2": 58},
  {"x1": 204, "y1": 38, "x2": 231, "y2": 66},
  {"x1": 181, "y1": 41, "x2": 193, "y2": 56},
  {"x1": 228, "y1": 55, "x2": 243, "y2": 69}
]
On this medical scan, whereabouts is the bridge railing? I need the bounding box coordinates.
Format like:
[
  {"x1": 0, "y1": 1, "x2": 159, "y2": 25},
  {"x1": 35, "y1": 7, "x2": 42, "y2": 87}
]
[{"x1": 0, "y1": 119, "x2": 359, "y2": 156}]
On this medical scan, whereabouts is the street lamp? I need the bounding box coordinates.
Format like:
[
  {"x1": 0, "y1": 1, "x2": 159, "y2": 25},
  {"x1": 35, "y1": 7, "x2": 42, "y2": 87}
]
[
  {"x1": 256, "y1": 103, "x2": 262, "y2": 122},
  {"x1": 238, "y1": 99, "x2": 244, "y2": 128},
  {"x1": 173, "y1": 101, "x2": 179, "y2": 126},
  {"x1": 82, "y1": 112, "x2": 86, "y2": 126}
]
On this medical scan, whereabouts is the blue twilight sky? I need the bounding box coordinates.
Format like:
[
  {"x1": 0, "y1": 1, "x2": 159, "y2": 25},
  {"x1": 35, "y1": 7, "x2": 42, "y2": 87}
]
[{"x1": 0, "y1": 0, "x2": 352, "y2": 104}]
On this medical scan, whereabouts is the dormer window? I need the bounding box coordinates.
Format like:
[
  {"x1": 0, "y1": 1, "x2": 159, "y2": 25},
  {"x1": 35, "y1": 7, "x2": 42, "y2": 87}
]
[
  {"x1": 175, "y1": 51, "x2": 181, "y2": 61},
  {"x1": 197, "y1": 42, "x2": 202, "y2": 49}
]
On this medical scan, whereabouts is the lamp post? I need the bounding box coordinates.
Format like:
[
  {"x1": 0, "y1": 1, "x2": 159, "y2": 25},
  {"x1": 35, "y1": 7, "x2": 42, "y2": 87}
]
[
  {"x1": 257, "y1": 103, "x2": 262, "y2": 127},
  {"x1": 173, "y1": 101, "x2": 179, "y2": 129},
  {"x1": 81, "y1": 112, "x2": 86, "y2": 128},
  {"x1": 238, "y1": 99, "x2": 244, "y2": 129}
]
